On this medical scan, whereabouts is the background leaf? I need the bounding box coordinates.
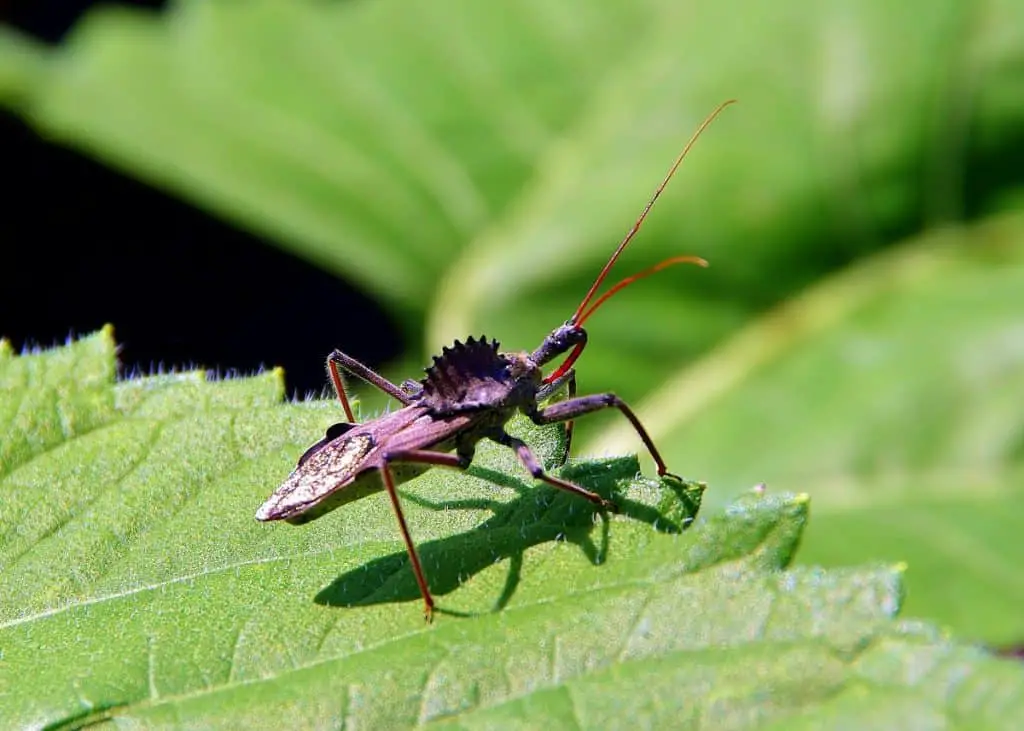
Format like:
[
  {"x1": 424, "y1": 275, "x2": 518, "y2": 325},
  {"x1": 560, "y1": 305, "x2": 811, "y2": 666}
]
[
  {"x1": 4, "y1": 0, "x2": 689, "y2": 321},
  {"x1": 588, "y1": 212, "x2": 1024, "y2": 644},
  {"x1": 4, "y1": 0, "x2": 1023, "y2": 359},
  {"x1": 3, "y1": 332, "x2": 1023, "y2": 729}
]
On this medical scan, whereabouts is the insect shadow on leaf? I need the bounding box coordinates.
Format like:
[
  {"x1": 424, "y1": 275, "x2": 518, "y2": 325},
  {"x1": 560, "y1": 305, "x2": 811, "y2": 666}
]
[{"x1": 313, "y1": 457, "x2": 701, "y2": 614}]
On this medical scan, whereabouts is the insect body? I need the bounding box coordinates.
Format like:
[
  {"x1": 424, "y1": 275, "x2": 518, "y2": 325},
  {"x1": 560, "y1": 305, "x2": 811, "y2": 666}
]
[{"x1": 256, "y1": 101, "x2": 735, "y2": 620}]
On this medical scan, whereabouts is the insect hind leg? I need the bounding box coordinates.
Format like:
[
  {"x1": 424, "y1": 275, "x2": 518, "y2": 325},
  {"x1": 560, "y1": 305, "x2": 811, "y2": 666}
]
[{"x1": 327, "y1": 349, "x2": 414, "y2": 423}]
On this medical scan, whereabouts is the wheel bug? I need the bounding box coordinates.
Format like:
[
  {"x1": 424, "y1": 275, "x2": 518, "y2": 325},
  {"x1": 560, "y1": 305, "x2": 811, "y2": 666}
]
[{"x1": 256, "y1": 100, "x2": 735, "y2": 621}]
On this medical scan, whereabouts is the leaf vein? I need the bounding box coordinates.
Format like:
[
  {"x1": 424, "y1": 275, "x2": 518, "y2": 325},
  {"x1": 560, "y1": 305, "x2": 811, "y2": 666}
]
[{"x1": 2, "y1": 420, "x2": 165, "y2": 573}]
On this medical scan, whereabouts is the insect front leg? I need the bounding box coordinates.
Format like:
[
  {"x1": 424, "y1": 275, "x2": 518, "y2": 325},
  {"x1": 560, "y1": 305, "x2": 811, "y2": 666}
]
[
  {"x1": 327, "y1": 349, "x2": 414, "y2": 423},
  {"x1": 379, "y1": 447, "x2": 473, "y2": 622},
  {"x1": 536, "y1": 368, "x2": 578, "y2": 464},
  {"x1": 564, "y1": 372, "x2": 577, "y2": 456},
  {"x1": 491, "y1": 430, "x2": 616, "y2": 512},
  {"x1": 529, "y1": 393, "x2": 679, "y2": 480}
]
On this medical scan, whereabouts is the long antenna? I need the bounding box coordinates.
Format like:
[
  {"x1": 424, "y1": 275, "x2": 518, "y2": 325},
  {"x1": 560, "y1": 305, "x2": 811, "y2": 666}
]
[
  {"x1": 568, "y1": 99, "x2": 736, "y2": 326},
  {"x1": 576, "y1": 255, "x2": 708, "y2": 325}
]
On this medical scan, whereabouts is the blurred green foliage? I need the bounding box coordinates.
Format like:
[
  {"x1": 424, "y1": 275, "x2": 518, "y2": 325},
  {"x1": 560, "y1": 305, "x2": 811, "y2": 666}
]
[{"x1": 1, "y1": 0, "x2": 1023, "y2": 697}]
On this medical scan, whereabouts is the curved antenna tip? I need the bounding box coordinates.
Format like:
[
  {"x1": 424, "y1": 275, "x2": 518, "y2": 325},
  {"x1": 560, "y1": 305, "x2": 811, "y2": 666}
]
[{"x1": 567, "y1": 100, "x2": 735, "y2": 324}]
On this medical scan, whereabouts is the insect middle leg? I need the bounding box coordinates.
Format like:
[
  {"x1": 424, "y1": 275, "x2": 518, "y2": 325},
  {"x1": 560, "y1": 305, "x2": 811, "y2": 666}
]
[
  {"x1": 529, "y1": 393, "x2": 678, "y2": 479},
  {"x1": 379, "y1": 447, "x2": 473, "y2": 622},
  {"x1": 327, "y1": 349, "x2": 413, "y2": 423},
  {"x1": 491, "y1": 431, "x2": 616, "y2": 511}
]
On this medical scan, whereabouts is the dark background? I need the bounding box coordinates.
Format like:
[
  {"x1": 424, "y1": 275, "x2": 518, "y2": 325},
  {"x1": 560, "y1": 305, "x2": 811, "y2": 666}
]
[{"x1": 1, "y1": 0, "x2": 402, "y2": 398}]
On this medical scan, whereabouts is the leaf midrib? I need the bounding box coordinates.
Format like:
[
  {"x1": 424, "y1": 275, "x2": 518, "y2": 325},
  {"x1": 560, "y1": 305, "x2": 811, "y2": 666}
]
[
  {"x1": 0, "y1": 494, "x2": 781, "y2": 632},
  {"x1": 18, "y1": 562, "x2": 821, "y2": 728}
]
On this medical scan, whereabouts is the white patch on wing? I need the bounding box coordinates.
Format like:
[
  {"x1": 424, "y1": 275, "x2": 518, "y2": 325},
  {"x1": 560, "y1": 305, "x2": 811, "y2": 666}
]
[{"x1": 255, "y1": 434, "x2": 374, "y2": 520}]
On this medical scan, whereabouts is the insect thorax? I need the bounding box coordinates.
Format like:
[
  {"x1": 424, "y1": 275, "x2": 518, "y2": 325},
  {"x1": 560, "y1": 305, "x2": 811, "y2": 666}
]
[{"x1": 416, "y1": 336, "x2": 540, "y2": 415}]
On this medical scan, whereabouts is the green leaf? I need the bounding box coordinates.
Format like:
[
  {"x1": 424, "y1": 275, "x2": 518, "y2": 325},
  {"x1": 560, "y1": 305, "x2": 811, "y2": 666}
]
[
  {"x1": 2, "y1": 331, "x2": 1023, "y2": 728},
  {"x1": 3, "y1": 0, "x2": 681, "y2": 319},
  {"x1": 587, "y1": 212, "x2": 1024, "y2": 644},
  {"x1": 3, "y1": 0, "x2": 1022, "y2": 366},
  {"x1": 0, "y1": 24, "x2": 45, "y2": 107}
]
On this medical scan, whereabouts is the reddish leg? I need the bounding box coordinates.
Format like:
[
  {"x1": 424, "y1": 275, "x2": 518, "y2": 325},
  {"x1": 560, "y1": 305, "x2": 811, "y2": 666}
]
[
  {"x1": 530, "y1": 393, "x2": 678, "y2": 479},
  {"x1": 492, "y1": 431, "x2": 617, "y2": 512},
  {"x1": 380, "y1": 448, "x2": 471, "y2": 622},
  {"x1": 327, "y1": 349, "x2": 413, "y2": 423},
  {"x1": 536, "y1": 368, "x2": 578, "y2": 463},
  {"x1": 564, "y1": 372, "x2": 577, "y2": 458}
]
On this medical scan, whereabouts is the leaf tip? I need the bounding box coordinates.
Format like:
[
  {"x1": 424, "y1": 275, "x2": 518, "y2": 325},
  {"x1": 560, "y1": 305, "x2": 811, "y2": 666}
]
[{"x1": 270, "y1": 365, "x2": 287, "y2": 392}]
